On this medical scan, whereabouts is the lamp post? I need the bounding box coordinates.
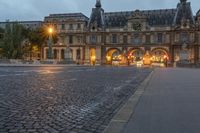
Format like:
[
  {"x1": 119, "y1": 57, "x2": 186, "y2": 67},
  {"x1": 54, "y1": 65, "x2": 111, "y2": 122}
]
[{"x1": 48, "y1": 27, "x2": 53, "y2": 59}]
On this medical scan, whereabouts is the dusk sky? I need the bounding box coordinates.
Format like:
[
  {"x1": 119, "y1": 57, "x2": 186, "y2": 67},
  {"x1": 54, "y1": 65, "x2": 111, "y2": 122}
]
[{"x1": 0, "y1": 0, "x2": 199, "y2": 21}]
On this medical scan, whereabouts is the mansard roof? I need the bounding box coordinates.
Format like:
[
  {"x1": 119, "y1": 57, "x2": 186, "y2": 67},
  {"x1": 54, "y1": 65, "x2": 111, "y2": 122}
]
[
  {"x1": 104, "y1": 11, "x2": 131, "y2": 28},
  {"x1": 44, "y1": 13, "x2": 89, "y2": 22},
  {"x1": 173, "y1": 1, "x2": 195, "y2": 25},
  {"x1": 88, "y1": 8, "x2": 105, "y2": 28},
  {"x1": 197, "y1": 9, "x2": 200, "y2": 16},
  {"x1": 104, "y1": 9, "x2": 177, "y2": 28},
  {"x1": 88, "y1": 1, "x2": 105, "y2": 29}
]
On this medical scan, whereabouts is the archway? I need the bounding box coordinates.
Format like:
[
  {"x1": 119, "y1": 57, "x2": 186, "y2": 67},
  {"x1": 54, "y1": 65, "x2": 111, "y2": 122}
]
[
  {"x1": 151, "y1": 48, "x2": 169, "y2": 66},
  {"x1": 53, "y1": 49, "x2": 58, "y2": 59},
  {"x1": 61, "y1": 49, "x2": 65, "y2": 60},
  {"x1": 90, "y1": 48, "x2": 96, "y2": 65},
  {"x1": 106, "y1": 48, "x2": 121, "y2": 65},
  {"x1": 128, "y1": 48, "x2": 145, "y2": 65}
]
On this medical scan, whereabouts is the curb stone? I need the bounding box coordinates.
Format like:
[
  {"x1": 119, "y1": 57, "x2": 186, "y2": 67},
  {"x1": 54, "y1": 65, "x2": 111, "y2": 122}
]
[{"x1": 103, "y1": 70, "x2": 155, "y2": 133}]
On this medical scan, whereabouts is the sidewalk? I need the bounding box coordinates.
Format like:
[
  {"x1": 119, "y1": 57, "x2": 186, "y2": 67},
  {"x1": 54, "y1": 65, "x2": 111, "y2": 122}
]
[
  {"x1": 0, "y1": 64, "x2": 90, "y2": 67},
  {"x1": 105, "y1": 68, "x2": 200, "y2": 133}
]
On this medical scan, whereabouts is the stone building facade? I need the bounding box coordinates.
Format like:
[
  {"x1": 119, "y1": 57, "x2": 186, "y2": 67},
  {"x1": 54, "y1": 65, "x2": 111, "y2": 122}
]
[
  {"x1": 0, "y1": 21, "x2": 43, "y2": 30},
  {"x1": 42, "y1": 0, "x2": 200, "y2": 65}
]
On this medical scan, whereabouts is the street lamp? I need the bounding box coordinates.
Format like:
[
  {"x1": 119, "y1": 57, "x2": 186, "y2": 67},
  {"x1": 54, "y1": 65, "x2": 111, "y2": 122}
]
[{"x1": 48, "y1": 27, "x2": 54, "y2": 59}]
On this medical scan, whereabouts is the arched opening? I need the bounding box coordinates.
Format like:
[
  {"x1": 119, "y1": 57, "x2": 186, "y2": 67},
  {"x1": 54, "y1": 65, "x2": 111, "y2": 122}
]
[
  {"x1": 61, "y1": 49, "x2": 65, "y2": 60},
  {"x1": 90, "y1": 48, "x2": 96, "y2": 65},
  {"x1": 106, "y1": 48, "x2": 121, "y2": 65},
  {"x1": 128, "y1": 48, "x2": 145, "y2": 65},
  {"x1": 46, "y1": 49, "x2": 48, "y2": 59},
  {"x1": 53, "y1": 49, "x2": 57, "y2": 59},
  {"x1": 69, "y1": 49, "x2": 73, "y2": 60},
  {"x1": 151, "y1": 48, "x2": 169, "y2": 66}
]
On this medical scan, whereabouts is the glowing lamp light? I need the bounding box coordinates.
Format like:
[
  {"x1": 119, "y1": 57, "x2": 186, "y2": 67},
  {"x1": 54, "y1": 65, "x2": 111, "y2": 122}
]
[
  {"x1": 106, "y1": 56, "x2": 111, "y2": 61},
  {"x1": 91, "y1": 56, "x2": 96, "y2": 61},
  {"x1": 48, "y1": 27, "x2": 54, "y2": 34},
  {"x1": 164, "y1": 55, "x2": 168, "y2": 60}
]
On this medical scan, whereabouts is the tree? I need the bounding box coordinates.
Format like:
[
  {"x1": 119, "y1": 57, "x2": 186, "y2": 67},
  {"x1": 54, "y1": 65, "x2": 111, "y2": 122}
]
[
  {"x1": 25, "y1": 26, "x2": 58, "y2": 60},
  {"x1": 1, "y1": 23, "x2": 58, "y2": 59},
  {"x1": 1, "y1": 22, "x2": 26, "y2": 59}
]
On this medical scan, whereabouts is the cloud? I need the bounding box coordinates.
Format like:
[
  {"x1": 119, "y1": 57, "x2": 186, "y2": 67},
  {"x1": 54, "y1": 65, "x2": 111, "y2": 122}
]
[{"x1": 0, "y1": 0, "x2": 199, "y2": 21}]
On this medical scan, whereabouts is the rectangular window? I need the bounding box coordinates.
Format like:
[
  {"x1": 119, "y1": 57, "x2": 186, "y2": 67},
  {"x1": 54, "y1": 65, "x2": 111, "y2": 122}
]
[
  {"x1": 69, "y1": 24, "x2": 73, "y2": 30},
  {"x1": 77, "y1": 23, "x2": 81, "y2": 29},
  {"x1": 0, "y1": 33, "x2": 3, "y2": 39},
  {"x1": 123, "y1": 35, "x2": 127, "y2": 44},
  {"x1": 61, "y1": 24, "x2": 65, "y2": 30},
  {"x1": 180, "y1": 32, "x2": 189, "y2": 43},
  {"x1": 157, "y1": 33, "x2": 163, "y2": 43},
  {"x1": 90, "y1": 35, "x2": 97, "y2": 43},
  {"x1": 69, "y1": 35, "x2": 73, "y2": 44},
  {"x1": 146, "y1": 34, "x2": 151, "y2": 44},
  {"x1": 77, "y1": 36, "x2": 82, "y2": 43},
  {"x1": 112, "y1": 34, "x2": 117, "y2": 43},
  {"x1": 132, "y1": 33, "x2": 141, "y2": 45},
  {"x1": 101, "y1": 35, "x2": 104, "y2": 43}
]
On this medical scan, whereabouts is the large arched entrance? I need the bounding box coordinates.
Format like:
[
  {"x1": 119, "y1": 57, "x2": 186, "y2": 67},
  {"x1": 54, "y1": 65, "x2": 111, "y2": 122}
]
[
  {"x1": 106, "y1": 48, "x2": 121, "y2": 65},
  {"x1": 151, "y1": 48, "x2": 169, "y2": 66},
  {"x1": 128, "y1": 48, "x2": 145, "y2": 65}
]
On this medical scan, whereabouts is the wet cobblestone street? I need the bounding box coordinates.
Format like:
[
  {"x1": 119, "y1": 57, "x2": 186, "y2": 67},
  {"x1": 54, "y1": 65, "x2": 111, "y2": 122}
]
[{"x1": 0, "y1": 66, "x2": 152, "y2": 133}]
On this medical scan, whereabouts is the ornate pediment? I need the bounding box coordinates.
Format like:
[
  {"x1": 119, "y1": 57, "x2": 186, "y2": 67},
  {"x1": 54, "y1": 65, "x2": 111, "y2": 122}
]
[{"x1": 128, "y1": 10, "x2": 146, "y2": 20}]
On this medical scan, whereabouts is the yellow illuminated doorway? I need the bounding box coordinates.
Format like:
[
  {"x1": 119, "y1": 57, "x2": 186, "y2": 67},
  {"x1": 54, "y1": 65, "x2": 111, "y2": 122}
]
[
  {"x1": 143, "y1": 51, "x2": 151, "y2": 65},
  {"x1": 90, "y1": 48, "x2": 96, "y2": 65}
]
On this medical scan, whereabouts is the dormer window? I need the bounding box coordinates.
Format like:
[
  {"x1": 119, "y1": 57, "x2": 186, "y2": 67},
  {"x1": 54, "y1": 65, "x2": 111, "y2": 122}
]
[{"x1": 92, "y1": 26, "x2": 96, "y2": 30}]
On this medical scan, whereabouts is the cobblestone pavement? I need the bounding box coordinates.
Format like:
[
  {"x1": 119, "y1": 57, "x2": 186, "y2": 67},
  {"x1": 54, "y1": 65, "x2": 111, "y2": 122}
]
[{"x1": 0, "y1": 66, "x2": 152, "y2": 133}]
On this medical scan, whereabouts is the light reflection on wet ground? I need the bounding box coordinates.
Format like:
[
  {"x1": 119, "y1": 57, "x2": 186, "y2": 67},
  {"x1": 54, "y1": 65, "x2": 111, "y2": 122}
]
[{"x1": 0, "y1": 66, "x2": 152, "y2": 133}]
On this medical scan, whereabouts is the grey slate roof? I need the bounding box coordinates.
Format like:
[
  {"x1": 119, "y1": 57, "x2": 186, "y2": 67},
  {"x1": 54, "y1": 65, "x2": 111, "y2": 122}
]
[
  {"x1": 197, "y1": 9, "x2": 200, "y2": 16},
  {"x1": 88, "y1": 0, "x2": 196, "y2": 28},
  {"x1": 44, "y1": 13, "x2": 89, "y2": 22},
  {"x1": 104, "y1": 11, "x2": 131, "y2": 28},
  {"x1": 173, "y1": 2, "x2": 195, "y2": 25},
  {"x1": 104, "y1": 9, "x2": 177, "y2": 28},
  {"x1": 88, "y1": 8, "x2": 105, "y2": 28}
]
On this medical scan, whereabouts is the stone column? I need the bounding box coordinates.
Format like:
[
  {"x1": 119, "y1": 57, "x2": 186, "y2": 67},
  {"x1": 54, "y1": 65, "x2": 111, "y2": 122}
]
[
  {"x1": 96, "y1": 46, "x2": 101, "y2": 65},
  {"x1": 194, "y1": 45, "x2": 199, "y2": 64},
  {"x1": 170, "y1": 45, "x2": 174, "y2": 63},
  {"x1": 101, "y1": 46, "x2": 106, "y2": 65},
  {"x1": 44, "y1": 48, "x2": 47, "y2": 60},
  {"x1": 85, "y1": 46, "x2": 90, "y2": 64},
  {"x1": 58, "y1": 49, "x2": 61, "y2": 61}
]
